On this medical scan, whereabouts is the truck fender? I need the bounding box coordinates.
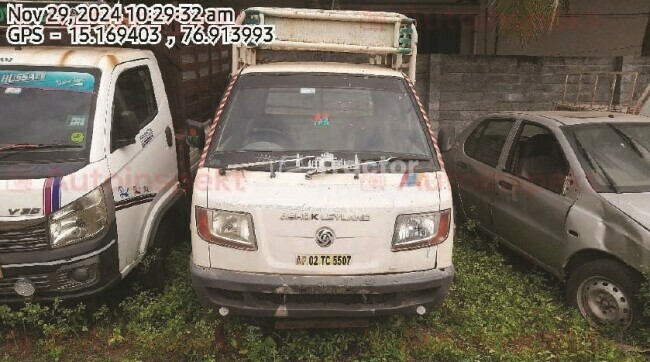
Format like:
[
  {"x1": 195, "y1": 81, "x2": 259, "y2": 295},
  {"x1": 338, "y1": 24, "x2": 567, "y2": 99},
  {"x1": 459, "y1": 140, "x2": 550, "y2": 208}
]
[{"x1": 140, "y1": 187, "x2": 186, "y2": 254}]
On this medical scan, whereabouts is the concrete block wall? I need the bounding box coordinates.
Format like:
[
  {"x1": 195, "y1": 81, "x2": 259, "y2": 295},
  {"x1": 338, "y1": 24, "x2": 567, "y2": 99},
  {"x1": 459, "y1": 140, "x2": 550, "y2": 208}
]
[
  {"x1": 423, "y1": 54, "x2": 650, "y2": 132},
  {"x1": 414, "y1": 56, "x2": 430, "y2": 113},
  {"x1": 622, "y1": 56, "x2": 650, "y2": 106}
]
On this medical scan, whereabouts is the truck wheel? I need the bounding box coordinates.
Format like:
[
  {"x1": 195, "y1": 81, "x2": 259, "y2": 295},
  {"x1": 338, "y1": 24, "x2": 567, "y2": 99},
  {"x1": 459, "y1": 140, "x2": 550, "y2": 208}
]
[
  {"x1": 139, "y1": 218, "x2": 175, "y2": 291},
  {"x1": 566, "y1": 259, "x2": 641, "y2": 331}
]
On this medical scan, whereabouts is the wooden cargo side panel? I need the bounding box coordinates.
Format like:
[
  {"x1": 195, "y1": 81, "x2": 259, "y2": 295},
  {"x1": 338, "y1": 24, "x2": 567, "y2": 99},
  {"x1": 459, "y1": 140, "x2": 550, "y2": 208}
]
[
  {"x1": 178, "y1": 45, "x2": 231, "y2": 126},
  {"x1": 153, "y1": 43, "x2": 231, "y2": 129},
  {"x1": 152, "y1": 42, "x2": 231, "y2": 192}
]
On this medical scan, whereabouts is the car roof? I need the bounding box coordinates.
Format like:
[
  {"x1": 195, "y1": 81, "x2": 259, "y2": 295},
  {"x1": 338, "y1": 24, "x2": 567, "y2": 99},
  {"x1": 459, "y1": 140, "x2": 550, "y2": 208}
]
[
  {"x1": 488, "y1": 111, "x2": 650, "y2": 127},
  {"x1": 240, "y1": 62, "x2": 406, "y2": 78}
]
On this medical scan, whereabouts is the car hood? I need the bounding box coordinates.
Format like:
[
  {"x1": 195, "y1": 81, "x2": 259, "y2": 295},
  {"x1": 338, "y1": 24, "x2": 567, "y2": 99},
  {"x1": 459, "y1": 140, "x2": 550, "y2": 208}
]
[
  {"x1": 198, "y1": 169, "x2": 450, "y2": 212},
  {"x1": 601, "y1": 193, "x2": 650, "y2": 230}
]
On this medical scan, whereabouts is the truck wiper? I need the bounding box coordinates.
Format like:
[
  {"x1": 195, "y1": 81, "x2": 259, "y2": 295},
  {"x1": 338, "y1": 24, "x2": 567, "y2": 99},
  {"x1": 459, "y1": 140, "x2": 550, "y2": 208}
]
[
  {"x1": 573, "y1": 135, "x2": 620, "y2": 194},
  {"x1": 608, "y1": 124, "x2": 650, "y2": 160},
  {"x1": 305, "y1": 157, "x2": 396, "y2": 180},
  {"x1": 220, "y1": 155, "x2": 315, "y2": 175},
  {"x1": 0, "y1": 143, "x2": 83, "y2": 152},
  {"x1": 362, "y1": 155, "x2": 431, "y2": 163},
  {"x1": 0, "y1": 143, "x2": 83, "y2": 160}
]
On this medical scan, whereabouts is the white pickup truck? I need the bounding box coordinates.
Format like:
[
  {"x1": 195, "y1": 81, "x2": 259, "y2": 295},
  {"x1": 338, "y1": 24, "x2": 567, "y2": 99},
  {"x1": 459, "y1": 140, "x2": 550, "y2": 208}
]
[
  {"x1": 188, "y1": 8, "x2": 455, "y2": 318},
  {"x1": 0, "y1": 37, "x2": 229, "y2": 300}
]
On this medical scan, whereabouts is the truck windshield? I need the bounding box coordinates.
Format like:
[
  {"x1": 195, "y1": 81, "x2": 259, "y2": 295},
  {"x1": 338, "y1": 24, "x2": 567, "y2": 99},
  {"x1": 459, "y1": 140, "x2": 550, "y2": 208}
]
[
  {"x1": 210, "y1": 73, "x2": 434, "y2": 165},
  {"x1": 567, "y1": 122, "x2": 650, "y2": 193},
  {"x1": 0, "y1": 68, "x2": 99, "y2": 156}
]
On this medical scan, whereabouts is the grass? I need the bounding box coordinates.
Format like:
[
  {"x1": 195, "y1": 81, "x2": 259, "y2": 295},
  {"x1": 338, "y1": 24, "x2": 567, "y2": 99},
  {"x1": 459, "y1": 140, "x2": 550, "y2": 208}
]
[{"x1": 1, "y1": 222, "x2": 649, "y2": 361}]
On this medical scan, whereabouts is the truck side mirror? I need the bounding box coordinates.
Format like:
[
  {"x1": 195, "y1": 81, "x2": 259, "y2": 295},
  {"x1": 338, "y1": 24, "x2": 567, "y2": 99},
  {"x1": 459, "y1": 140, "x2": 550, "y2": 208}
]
[
  {"x1": 113, "y1": 111, "x2": 139, "y2": 150},
  {"x1": 186, "y1": 119, "x2": 206, "y2": 150},
  {"x1": 437, "y1": 125, "x2": 456, "y2": 153}
]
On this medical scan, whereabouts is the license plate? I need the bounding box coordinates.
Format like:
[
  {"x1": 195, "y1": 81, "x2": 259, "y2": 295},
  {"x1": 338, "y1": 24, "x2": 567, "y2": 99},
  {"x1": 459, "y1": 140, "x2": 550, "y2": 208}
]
[{"x1": 295, "y1": 255, "x2": 352, "y2": 266}]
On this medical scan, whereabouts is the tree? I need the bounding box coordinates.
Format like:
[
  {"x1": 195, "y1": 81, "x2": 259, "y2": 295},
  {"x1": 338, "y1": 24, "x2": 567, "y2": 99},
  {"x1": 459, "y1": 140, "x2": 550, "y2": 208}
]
[{"x1": 490, "y1": 0, "x2": 569, "y2": 44}]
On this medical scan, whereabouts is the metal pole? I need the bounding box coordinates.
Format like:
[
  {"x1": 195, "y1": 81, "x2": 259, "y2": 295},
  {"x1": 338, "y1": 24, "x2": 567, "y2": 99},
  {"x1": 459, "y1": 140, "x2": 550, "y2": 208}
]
[
  {"x1": 575, "y1": 74, "x2": 583, "y2": 106},
  {"x1": 590, "y1": 74, "x2": 599, "y2": 108},
  {"x1": 630, "y1": 72, "x2": 639, "y2": 105},
  {"x1": 608, "y1": 74, "x2": 618, "y2": 110},
  {"x1": 562, "y1": 74, "x2": 569, "y2": 104}
]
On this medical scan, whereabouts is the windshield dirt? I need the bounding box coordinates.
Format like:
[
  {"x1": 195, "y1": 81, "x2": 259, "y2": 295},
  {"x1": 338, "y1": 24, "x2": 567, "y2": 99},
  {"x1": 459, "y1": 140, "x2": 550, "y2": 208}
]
[
  {"x1": 568, "y1": 123, "x2": 650, "y2": 193},
  {"x1": 0, "y1": 68, "x2": 99, "y2": 153},
  {"x1": 207, "y1": 73, "x2": 435, "y2": 169}
]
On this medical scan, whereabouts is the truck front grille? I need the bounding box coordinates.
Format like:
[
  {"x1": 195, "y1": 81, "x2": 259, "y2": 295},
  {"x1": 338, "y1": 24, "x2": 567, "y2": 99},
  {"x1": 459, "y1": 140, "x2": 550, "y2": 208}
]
[
  {"x1": 0, "y1": 219, "x2": 49, "y2": 252},
  {"x1": 213, "y1": 290, "x2": 397, "y2": 306}
]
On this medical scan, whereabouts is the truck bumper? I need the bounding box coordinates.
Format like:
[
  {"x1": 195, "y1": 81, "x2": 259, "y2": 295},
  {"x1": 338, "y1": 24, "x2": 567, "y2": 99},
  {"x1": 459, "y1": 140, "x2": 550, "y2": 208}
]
[
  {"x1": 0, "y1": 222, "x2": 120, "y2": 302},
  {"x1": 190, "y1": 259, "x2": 454, "y2": 318}
]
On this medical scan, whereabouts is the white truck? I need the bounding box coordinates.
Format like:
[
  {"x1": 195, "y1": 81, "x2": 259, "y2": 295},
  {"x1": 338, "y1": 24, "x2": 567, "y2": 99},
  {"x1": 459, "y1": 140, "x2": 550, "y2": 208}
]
[
  {"x1": 0, "y1": 27, "x2": 230, "y2": 300},
  {"x1": 188, "y1": 8, "x2": 455, "y2": 318}
]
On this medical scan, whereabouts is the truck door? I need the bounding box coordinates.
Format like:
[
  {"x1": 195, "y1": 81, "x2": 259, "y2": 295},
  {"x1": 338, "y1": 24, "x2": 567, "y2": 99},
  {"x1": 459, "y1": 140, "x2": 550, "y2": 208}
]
[
  {"x1": 455, "y1": 118, "x2": 516, "y2": 228},
  {"x1": 107, "y1": 61, "x2": 177, "y2": 272},
  {"x1": 492, "y1": 121, "x2": 573, "y2": 270}
]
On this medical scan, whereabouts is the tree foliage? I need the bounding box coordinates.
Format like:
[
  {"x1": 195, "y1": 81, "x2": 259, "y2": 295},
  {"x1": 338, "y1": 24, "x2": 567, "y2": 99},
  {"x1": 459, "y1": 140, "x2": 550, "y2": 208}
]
[{"x1": 490, "y1": 0, "x2": 569, "y2": 44}]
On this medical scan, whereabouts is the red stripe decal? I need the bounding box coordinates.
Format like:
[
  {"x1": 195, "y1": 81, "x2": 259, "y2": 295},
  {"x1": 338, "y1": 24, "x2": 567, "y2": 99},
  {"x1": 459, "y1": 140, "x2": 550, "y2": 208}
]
[
  {"x1": 199, "y1": 73, "x2": 240, "y2": 167},
  {"x1": 405, "y1": 78, "x2": 447, "y2": 172}
]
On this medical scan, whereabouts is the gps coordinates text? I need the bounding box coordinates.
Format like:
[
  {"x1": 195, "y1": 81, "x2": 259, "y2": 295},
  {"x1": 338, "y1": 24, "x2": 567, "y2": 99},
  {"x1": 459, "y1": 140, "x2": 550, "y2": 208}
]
[{"x1": 4, "y1": 3, "x2": 275, "y2": 48}]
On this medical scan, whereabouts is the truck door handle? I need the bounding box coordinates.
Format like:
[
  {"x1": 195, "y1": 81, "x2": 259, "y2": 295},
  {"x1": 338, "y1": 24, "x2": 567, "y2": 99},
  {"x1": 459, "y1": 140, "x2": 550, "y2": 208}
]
[
  {"x1": 457, "y1": 162, "x2": 468, "y2": 170},
  {"x1": 165, "y1": 126, "x2": 173, "y2": 147},
  {"x1": 498, "y1": 180, "x2": 513, "y2": 190}
]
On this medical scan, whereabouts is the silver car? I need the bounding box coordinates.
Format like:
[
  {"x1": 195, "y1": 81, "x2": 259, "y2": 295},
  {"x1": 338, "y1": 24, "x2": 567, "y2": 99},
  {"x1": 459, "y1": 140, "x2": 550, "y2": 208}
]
[{"x1": 440, "y1": 111, "x2": 650, "y2": 330}]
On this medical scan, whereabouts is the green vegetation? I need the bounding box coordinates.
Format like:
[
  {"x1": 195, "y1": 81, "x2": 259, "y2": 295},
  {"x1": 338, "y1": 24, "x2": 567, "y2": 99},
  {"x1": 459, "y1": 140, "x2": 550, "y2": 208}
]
[
  {"x1": 490, "y1": 0, "x2": 569, "y2": 44},
  {"x1": 1, "y1": 223, "x2": 648, "y2": 361}
]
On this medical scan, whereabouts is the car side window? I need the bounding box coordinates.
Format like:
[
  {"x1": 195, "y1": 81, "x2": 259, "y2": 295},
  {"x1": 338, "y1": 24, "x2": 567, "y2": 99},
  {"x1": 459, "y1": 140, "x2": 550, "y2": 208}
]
[
  {"x1": 464, "y1": 119, "x2": 515, "y2": 168},
  {"x1": 507, "y1": 123, "x2": 569, "y2": 194},
  {"x1": 112, "y1": 66, "x2": 158, "y2": 137}
]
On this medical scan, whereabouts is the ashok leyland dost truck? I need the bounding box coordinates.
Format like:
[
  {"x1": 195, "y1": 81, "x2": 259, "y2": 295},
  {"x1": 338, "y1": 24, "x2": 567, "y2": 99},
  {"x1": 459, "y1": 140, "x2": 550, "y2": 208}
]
[
  {"x1": 0, "y1": 33, "x2": 230, "y2": 300},
  {"x1": 189, "y1": 8, "x2": 455, "y2": 317}
]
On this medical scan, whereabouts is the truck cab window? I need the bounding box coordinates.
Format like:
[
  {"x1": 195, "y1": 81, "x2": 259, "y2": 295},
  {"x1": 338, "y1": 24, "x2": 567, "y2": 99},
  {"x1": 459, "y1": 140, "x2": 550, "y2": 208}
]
[
  {"x1": 508, "y1": 123, "x2": 569, "y2": 194},
  {"x1": 211, "y1": 74, "x2": 432, "y2": 158},
  {"x1": 112, "y1": 66, "x2": 158, "y2": 138}
]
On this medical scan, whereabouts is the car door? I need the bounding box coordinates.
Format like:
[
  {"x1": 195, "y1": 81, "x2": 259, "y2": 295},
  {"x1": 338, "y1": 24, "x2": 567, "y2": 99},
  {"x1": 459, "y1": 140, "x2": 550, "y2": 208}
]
[
  {"x1": 492, "y1": 121, "x2": 575, "y2": 270},
  {"x1": 107, "y1": 61, "x2": 177, "y2": 272},
  {"x1": 454, "y1": 118, "x2": 516, "y2": 228}
]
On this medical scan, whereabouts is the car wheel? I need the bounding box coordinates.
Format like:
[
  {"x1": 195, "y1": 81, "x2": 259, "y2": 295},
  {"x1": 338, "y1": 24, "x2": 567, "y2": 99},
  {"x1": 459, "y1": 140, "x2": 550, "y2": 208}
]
[{"x1": 566, "y1": 259, "x2": 641, "y2": 331}]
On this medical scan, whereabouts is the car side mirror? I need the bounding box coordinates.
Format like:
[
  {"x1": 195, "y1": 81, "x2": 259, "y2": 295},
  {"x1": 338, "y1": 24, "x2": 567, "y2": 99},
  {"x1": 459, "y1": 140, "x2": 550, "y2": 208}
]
[
  {"x1": 186, "y1": 119, "x2": 206, "y2": 150},
  {"x1": 437, "y1": 125, "x2": 456, "y2": 152},
  {"x1": 113, "y1": 111, "x2": 139, "y2": 150}
]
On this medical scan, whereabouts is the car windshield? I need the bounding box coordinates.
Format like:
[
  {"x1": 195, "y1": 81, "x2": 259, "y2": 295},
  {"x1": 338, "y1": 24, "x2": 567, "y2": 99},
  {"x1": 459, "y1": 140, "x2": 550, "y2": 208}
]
[
  {"x1": 0, "y1": 68, "x2": 99, "y2": 153},
  {"x1": 206, "y1": 73, "x2": 435, "y2": 169},
  {"x1": 567, "y1": 122, "x2": 650, "y2": 193}
]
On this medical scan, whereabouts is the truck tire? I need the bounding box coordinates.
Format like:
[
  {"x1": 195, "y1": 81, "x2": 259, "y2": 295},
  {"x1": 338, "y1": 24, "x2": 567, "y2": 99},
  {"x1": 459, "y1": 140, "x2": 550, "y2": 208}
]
[{"x1": 566, "y1": 259, "x2": 642, "y2": 331}]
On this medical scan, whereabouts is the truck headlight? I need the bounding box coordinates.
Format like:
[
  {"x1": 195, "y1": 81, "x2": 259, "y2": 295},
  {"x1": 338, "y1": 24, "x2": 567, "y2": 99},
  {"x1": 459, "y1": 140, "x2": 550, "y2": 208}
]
[
  {"x1": 392, "y1": 210, "x2": 451, "y2": 251},
  {"x1": 196, "y1": 207, "x2": 257, "y2": 251},
  {"x1": 49, "y1": 187, "x2": 109, "y2": 248}
]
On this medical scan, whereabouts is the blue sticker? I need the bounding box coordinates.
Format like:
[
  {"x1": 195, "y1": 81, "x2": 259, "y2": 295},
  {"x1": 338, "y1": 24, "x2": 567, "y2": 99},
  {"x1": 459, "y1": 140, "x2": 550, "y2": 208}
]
[{"x1": 0, "y1": 71, "x2": 95, "y2": 93}]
